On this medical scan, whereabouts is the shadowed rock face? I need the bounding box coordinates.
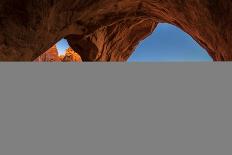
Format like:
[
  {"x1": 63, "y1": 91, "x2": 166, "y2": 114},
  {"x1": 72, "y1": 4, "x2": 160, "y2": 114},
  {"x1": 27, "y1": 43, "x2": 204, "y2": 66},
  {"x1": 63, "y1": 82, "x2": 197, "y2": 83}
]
[{"x1": 0, "y1": 0, "x2": 231, "y2": 61}]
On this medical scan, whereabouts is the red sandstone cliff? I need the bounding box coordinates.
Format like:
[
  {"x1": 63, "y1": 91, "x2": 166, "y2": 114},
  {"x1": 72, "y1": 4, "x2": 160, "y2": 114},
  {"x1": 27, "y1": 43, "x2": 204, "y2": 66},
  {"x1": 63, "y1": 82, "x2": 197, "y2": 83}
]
[{"x1": 34, "y1": 45, "x2": 61, "y2": 62}]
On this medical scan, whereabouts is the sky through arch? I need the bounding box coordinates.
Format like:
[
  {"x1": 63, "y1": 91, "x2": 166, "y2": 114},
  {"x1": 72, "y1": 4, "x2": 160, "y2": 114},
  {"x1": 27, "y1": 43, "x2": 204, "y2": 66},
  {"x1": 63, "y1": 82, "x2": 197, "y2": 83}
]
[{"x1": 128, "y1": 23, "x2": 213, "y2": 62}]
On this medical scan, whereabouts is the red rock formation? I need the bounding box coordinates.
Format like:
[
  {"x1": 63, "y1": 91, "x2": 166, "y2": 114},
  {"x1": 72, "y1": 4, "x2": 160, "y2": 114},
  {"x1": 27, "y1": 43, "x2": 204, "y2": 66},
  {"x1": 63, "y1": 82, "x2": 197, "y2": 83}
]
[
  {"x1": 59, "y1": 55, "x2": 65, "y2": 62},
  {"x1": 62, "y1": 48, "x2": 82, "y2": 62},
  {"x1": 0, "y1": 0, "x2": 231, "y2": 61},
  {"x1": 34, "y1": 45, "x2": 82, "y2": 62},
  {"x1": 66, "y1": 19, "x2": 157, "y2": 61},
  {"x1": 34, "y1": 45, "x2": 61, "y2": 62}
]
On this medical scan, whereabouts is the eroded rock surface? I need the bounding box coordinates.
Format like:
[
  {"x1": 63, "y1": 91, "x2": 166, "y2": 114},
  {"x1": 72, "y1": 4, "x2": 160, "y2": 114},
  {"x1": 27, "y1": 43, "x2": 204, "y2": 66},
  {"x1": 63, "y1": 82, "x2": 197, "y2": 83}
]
[
  {"x1": 0, "y1": 0, "x2": 231, "y2": 61},
  {"x1": 62, "y1": 48, "x2": 82, "y2": 62},
  {"x1": 34, "y1": 45, "x2": 61, "y2": 62}
]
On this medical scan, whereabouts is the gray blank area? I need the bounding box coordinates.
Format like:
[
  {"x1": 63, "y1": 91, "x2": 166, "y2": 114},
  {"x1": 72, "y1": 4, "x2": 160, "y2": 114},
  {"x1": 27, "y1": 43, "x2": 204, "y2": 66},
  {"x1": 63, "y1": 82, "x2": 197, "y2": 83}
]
[{"x1": 0, "y1": 63, "x2": 231, "y2": 155}]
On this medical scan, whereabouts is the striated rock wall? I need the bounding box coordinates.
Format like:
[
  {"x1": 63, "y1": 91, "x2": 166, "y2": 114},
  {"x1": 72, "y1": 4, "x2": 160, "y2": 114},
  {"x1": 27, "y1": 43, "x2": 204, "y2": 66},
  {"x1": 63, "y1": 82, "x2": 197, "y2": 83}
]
[
  {"x1": 0, "y1": 0, "x2": 231, "y2": 61},
  {"x1": 34, "y1": 45, "x2": 61, "y2": 62}
]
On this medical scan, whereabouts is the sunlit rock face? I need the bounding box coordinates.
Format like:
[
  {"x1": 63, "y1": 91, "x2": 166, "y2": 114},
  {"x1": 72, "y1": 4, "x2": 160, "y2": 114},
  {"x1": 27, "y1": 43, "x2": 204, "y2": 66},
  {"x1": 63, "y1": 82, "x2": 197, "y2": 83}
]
[
  {"x1": 34, "y1": 46, "x2": 82, "y2": 62},
  {"x1": 62, "y1": 48, "x2": 82, "y2": 62},
  {"x1": 0, "y1": 0, "x2": 231, "y2": 61},
  {"x1": 34, "y1": 45, "x2": 61, "y2": 62}
]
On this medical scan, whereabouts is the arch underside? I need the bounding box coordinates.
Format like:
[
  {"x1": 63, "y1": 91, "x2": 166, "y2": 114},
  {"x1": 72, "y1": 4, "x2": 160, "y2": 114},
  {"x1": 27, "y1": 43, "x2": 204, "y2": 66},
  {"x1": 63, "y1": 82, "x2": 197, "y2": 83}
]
[{"x1": 0, "y1": 0, "x2": 231, "y2": 61}]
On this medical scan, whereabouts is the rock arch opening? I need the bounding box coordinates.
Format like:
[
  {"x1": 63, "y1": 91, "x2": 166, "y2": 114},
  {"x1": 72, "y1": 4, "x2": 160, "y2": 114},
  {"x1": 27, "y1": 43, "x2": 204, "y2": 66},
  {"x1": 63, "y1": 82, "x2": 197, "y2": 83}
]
[
  {"x1": 128, "y1": 23, "x2": 213, "y2": 62},
  {"x1": 34, "y1": 39, "x2": 82, "y2": 62},
  {"x1": 64, "y1": 21, "x2": 215, "y2": 62},
  {"x1": 45, "y1": 23, "x2": 213, "y2": 62}
]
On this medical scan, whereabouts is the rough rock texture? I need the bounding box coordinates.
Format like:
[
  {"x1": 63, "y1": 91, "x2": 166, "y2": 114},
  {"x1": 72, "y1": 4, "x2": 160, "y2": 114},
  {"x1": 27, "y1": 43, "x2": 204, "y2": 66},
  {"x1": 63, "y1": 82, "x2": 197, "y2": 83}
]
[
  {"x1": 0, "y1": 0, "x2": 231, "y2": 61},
  {"x1": 34, "y1": 45, "x2": 61, "y2": 62},
  {"x1": 66, "y1": 19, "x2": 157, "y2": 61},
  {"x1": 62, "y1": 47, "x2": 82, "y2": 62}
]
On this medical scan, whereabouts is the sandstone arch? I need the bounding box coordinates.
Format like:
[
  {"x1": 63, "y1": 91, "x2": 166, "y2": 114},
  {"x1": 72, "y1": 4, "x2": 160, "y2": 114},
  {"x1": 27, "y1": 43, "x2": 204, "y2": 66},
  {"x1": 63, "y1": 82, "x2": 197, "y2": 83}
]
[{"x1": 0, "y1": 0, "x2": 231, "y2": 61}]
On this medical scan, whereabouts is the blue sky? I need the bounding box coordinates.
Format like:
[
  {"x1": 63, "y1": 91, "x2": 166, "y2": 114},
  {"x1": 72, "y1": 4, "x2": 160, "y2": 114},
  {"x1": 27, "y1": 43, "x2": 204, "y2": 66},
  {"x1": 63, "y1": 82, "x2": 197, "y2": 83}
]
[
  {"x1": 56, "y1": 23, "x2": 212, "y2": 62},
  {"x1": 56, "y1": 39, "x2": 70, "y2": 56}
]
